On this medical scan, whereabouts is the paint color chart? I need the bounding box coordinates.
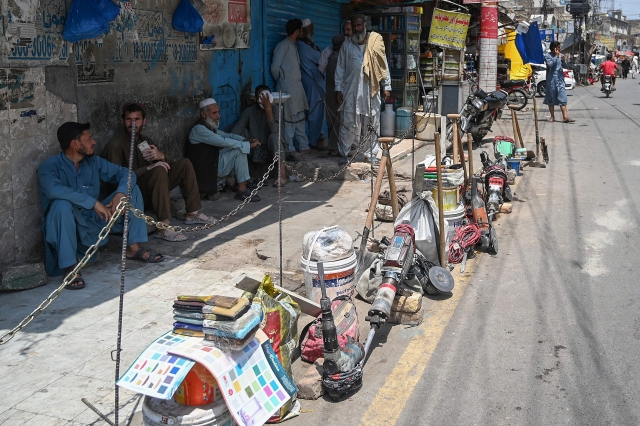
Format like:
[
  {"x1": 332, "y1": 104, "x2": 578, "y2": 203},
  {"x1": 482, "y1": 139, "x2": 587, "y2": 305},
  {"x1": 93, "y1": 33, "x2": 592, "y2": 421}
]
[
  {"x1": 116, "y1": 331, "x2": 195, "y2": 399},
  {"x1": 168, "y1": 330, "x2": 297, "y2": 426}
]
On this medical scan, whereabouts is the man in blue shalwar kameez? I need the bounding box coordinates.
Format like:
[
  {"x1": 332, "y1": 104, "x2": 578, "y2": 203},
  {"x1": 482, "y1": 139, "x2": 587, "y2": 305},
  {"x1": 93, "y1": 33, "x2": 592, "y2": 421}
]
[
  {"x1": 39, "y1": 122, "x2": 163, "y2": 289},
  {"x1": 297, "y1": 19, "x2": 326, "y2": 149}
]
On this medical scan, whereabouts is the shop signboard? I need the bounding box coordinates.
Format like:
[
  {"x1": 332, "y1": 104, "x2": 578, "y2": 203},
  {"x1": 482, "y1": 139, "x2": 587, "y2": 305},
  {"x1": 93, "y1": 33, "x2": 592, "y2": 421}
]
[
  {"x1": 428, "y1": 8, "x2": 471, "y2": 50},
  {"x1": 539, "y1": 29, "x2": 554, "y2": 42}
]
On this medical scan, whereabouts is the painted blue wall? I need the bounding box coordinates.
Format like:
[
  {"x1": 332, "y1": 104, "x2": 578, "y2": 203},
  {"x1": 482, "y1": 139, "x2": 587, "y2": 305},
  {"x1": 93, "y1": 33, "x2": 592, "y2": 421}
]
[{"x1": 207, "y1": 0, "x2": 266, "y2": 131}]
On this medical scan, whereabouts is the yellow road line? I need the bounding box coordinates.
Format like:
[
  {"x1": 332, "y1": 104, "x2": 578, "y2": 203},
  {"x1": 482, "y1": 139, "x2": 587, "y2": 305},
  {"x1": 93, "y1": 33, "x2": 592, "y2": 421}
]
[{"x1": 359, "y1": 257, "x2": 479, "y2": 426}]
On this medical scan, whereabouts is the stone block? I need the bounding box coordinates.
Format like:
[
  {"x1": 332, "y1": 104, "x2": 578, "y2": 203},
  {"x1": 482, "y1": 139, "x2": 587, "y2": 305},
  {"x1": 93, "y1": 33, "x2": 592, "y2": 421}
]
[
  {"x1": 12, "y1": 134, "x2": 58, "y2": 209},
  {"x1": 388, "y1": 307, "x2": 423, "y2": 325},
  {"x1": 296, "y1": 358, "x2": 325, "y2": 400},
  {"x1": 13, "y1": 204, "x2": 44, "y2": 263},
  {"x1": 0, "y1": 211, "x2": 15, "y2": 268},
  {"x1": 0, "y1": 262, "x2": 47, "y2": 291},
  {"x1": 499, "y1": 203, "x2": 513, "y2": 214},
  {"x1": 391, "y1": 291, "x2": 422, "y2": 313},
  {"x1": 0, "y1": 135, "x2": 13, "y2": 216}
]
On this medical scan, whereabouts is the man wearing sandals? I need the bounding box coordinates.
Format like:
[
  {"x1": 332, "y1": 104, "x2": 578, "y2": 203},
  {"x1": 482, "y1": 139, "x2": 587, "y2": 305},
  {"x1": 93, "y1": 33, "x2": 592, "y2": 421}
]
[
  {"x1": 231, "y1": 85, "x2": 288, "y2": 187},
  {"x1": 39, "y1": 122, "x2": 163, "y2": 290},
  {"x1": 189, "y1": 98, "x2": 262, "y2": 201},
  {"x1": 103, "y1": 103, "x2": 216, "y2": 242}
]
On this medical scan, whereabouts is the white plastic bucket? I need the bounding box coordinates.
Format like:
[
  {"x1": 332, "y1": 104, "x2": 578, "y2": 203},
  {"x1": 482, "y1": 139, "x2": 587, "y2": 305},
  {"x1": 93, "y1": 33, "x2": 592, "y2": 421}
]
[
  {"x1": 414, "y1": 113, "x2": 441, "y2": 141},
  {"x1": 444, "y1": 204, "x2": 466, "y2": 243},
  {"x1": 380, "y1": 109, "x2": 396, "y2": 137},
  {"x1": 301, "y1": 252, "x2": 358, "y2": 304},
  {"x1": 142, "y1": 396, "x2": 234, "y2": 426},
  {"x1": 433, "y1": 187, "x2": 458, "y2": 211}
]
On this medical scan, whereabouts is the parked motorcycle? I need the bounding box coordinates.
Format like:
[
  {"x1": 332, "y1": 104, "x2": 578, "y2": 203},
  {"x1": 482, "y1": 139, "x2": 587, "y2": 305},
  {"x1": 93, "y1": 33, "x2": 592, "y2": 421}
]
[
  {"x1": 480, "y1": 151, "x2": 513, "y2": 222},
  {"x1": 501, "y1": 80, "x2": 529, "y2": 111},
  {"x1": 602, "y1": 75, "x2": 613, "y2": 98},
  {"x1": 447, "y1": 73, "x2": 509, "y2": 145}
]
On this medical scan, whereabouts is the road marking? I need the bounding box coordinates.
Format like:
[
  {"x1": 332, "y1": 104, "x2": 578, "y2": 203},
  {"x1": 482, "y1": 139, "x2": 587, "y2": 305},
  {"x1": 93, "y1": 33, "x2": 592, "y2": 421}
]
[{"x1": 359, "y1": 257, "x2": 479, "y2": 426}]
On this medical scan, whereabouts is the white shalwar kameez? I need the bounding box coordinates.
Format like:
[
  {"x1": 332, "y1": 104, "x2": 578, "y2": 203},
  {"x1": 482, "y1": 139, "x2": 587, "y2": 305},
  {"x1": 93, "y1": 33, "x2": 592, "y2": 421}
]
[{"x1": 335, "y1": 38, "x2": 391, "y2": 159}]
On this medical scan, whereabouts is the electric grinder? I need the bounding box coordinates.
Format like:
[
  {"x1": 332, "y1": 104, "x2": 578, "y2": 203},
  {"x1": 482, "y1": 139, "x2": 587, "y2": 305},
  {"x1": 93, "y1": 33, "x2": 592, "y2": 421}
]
[{"x1": 317, "y1": 262, "x2": 365, "y2": 400}]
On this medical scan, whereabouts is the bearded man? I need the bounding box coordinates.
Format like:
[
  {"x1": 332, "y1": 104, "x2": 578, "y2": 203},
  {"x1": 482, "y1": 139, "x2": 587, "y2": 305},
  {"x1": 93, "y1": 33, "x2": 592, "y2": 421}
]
[
  {"x1": 335, "y1": 14, "x2": 391, "y2": 165},
  {"x1": 188, "y1": 98, "x2": 262, "y2": 202},
  {"x1": 103, "y1": 102, "x2": 215, "y2": 243}
]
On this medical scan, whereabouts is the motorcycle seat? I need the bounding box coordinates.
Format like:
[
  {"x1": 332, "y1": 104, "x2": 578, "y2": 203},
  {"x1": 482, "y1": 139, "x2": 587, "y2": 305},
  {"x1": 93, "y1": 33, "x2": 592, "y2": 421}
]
[
  {"x1": 486, "y1": 91, "x2": 508, "y2": 109},
  {"x1": 500, "y1": 80, "x2": 526, "y2": 88}
]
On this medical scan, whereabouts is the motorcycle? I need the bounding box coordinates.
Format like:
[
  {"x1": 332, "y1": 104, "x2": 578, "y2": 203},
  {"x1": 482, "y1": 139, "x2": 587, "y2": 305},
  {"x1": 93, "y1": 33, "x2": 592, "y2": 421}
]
[
  {"x1": 501, "y1": 79, "x2": 529, "y2": 111},
  {"x1": 480, "y1": 151, "x2": 513, "y2": 222},
  {"x1": 447, "y1": 72, "x2": 509, "y2": 145},
  {"x1": 602, "y1": 75, "x2": 613, "y2": 98}
]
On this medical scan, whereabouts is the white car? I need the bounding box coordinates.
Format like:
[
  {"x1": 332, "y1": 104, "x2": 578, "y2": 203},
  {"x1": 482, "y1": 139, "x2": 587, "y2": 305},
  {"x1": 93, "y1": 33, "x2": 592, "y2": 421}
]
[{"x1": 532, "y1": 63, "x2": 575, "y2": 96}]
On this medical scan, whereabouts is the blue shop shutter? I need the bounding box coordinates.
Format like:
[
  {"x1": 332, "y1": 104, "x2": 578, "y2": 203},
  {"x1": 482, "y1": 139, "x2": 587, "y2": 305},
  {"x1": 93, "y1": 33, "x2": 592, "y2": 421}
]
[{"x1": 265, "y1": 0, "x2": 341, "y2": 88}]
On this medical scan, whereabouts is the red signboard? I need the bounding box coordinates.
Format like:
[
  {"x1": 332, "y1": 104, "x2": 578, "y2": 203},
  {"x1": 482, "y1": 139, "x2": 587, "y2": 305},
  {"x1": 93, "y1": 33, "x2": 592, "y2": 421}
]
[{"x1": 479, "y1": 5, "x2": 498, "y2": 39}]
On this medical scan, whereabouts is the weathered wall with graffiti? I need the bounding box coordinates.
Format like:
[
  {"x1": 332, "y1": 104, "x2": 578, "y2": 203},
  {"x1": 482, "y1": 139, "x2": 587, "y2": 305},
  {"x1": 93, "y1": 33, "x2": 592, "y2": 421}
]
[{"x1": 0, "y1": 0, "x2": 265, "y2": 269}]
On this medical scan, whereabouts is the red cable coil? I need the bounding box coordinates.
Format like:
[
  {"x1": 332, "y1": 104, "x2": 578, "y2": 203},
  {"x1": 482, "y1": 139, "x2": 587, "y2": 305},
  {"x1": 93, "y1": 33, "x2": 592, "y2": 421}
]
[{"x1": 448, "y1": 223, "x2": 481, "y2": 264}]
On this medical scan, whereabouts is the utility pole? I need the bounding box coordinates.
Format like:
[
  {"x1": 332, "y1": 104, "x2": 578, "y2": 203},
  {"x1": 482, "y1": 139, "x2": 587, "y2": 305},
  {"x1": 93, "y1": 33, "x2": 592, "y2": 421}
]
[{"x1": 542, "y1": 0, "x2": 549, "y2": 29}]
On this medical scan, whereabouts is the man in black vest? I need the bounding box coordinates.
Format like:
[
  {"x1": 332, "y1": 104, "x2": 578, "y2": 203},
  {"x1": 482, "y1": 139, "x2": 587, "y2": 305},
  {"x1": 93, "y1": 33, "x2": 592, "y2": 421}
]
[{"x1": 188, "y1": 98, "x2": 261, "y2": 202}]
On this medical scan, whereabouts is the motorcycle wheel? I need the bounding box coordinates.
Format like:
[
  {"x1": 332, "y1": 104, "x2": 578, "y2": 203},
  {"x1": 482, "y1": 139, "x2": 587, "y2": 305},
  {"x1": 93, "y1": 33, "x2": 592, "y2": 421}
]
[
  {"x1": 507, "y1": 89, "x2": 528, "y2": 111},
  {"x1": 606, "y1": 91, "x2": 610, "y2": 98},
  {"x1": 537, "y1": 83, "x2": 546, "y2": 97}
]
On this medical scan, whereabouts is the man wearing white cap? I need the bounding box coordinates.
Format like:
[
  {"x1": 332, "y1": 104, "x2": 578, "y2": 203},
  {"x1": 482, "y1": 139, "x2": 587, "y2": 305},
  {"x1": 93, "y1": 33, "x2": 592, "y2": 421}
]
[
  {"x1": 298, "y1": 18, "x2": 326, "y2": 150},
  {"x1": 271, "y1": 18, "x2": 310, "y2": 159},
  {"x1": 188, "y1": 98, "x2": 262, "y2": 202}
]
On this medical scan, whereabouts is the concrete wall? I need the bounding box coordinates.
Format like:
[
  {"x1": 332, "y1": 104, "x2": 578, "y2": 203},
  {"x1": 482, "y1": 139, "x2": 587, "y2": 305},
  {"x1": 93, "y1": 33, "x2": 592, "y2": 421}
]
[{"x1": 0, "y1": 0, "x2": 265, "y2": 269}]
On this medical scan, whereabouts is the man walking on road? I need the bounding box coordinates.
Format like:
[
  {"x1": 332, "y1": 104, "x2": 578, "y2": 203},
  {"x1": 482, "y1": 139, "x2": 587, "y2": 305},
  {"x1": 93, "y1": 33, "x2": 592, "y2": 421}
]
[
  {"x1": 335, "y1": 14, "x2": 391, "y2": 165},
  {"x1": 544, "y1": 41, "x2": 574, "y2": 123},
  {"x1": 271, "y1": 18, "x2": 310, "y2": 160}
]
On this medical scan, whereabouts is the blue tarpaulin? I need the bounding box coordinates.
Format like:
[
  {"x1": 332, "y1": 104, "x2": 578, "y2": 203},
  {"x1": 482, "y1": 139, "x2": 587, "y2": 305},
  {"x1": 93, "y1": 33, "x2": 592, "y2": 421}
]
[{"x1": 515, "y1": 21, "x2": 545, "y2": 65}]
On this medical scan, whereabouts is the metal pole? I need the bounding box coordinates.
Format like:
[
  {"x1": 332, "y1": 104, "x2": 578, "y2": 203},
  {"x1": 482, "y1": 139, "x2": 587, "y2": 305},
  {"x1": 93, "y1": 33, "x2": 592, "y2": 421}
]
[
  {"x1": 278, "y1": 93, "x2": 283, "y2": 287},
  {"x1": 114, "y1": 121, "x2": 136, "y2": 426},
  {"x1": 434, "y1": 132, "x2": 446, "y2": 268}
]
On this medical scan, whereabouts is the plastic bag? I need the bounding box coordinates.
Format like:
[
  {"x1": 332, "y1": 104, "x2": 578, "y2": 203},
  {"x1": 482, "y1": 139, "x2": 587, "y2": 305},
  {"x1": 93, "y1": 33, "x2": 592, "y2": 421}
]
[
  {"x1": 62, "y1": 0, "x2": 120, "y2": 42},
  {"x1": 302, "y1": 226, "x2": 354, "y2": 262},
  {"x1": 394, "y1": 191, "x2": 447, "y2": 265},
  {"x1": 172, "y1": 0, "x2": 204, "y2": 33},
  {"x1": 253, "y1": 275, "x2": 301, "y2": 423}
]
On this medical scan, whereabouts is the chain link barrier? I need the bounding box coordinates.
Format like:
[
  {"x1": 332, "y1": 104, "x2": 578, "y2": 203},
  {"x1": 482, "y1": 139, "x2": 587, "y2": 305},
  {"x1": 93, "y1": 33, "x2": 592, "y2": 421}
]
[{"x1": 0, "y1": 199, "x2": 128, "y2": 345}]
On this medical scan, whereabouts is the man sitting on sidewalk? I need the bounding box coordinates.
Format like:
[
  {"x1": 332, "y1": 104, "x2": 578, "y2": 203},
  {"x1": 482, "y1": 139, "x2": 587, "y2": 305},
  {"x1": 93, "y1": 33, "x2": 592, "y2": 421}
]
[
  {"x1": 39, "y1": 122, "x2": 163, "y2": 289},
  {"x1": 103, "y1": 102, "x2": 215, "y2": 242},
  {"x1": 188, "y1": 98, "x2": 262, "y2": 202},
  {"x1": 231, "y1": 85, "x2": 288, "y2": 187}
]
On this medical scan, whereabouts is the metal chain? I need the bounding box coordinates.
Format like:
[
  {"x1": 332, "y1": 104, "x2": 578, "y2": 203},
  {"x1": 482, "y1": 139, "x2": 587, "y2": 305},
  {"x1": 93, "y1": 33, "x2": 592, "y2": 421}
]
[
  {"x1": 128, "y1": 153, "x2": 278, "y2": 233},
  {"x1": 0, "y1": 199, "x2": 128, "y2": 345}
]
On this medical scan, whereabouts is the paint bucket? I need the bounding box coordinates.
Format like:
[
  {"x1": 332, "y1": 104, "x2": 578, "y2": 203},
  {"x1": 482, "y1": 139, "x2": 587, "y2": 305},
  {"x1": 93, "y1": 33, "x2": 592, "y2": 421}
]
[
  {"x1": 414, "y1": 113, "x2": 441, "y2": 141},
  {"x1": 173, "y1": 363, "x2": 222, "y2": 407},
  {"x1": 395, "y1": 107, "x2": 413, "y2": 138},
  {"x1": 142, "y1": 396, "x2": 233, "y2": 426},
  {"x1": 432, "y1": 187, "x2": 458, "y2": 211},
  {"x1": 506, "y1": 159, "x2": 522, "y2": 176},
  {"x1": 381, "y1": 108, "x2": 396, "y2": 137},
  {"x1": 444, "y1": 204, "x2": 466, "y2": 243},
  {"x1": 301, "y1": 252, "x2": 358, "y2": 304}
]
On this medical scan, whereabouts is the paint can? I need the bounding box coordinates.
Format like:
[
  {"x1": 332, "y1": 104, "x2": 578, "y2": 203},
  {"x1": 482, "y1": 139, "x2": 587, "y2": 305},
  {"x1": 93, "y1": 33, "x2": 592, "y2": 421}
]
[
  {"x1": 414, "y1": 112, "x2": 441, "y2": 141},
  {"x1": 142, "y1": 396, "x2": 233, "y2": 426},
  {"x1": 173, "y1": 363, "x2": 222, "y2": 407},
  {"x1": 506, "y1": 159, "x2": 522, "y2": 176},
  {"x1": 433, "y1": 187, "x2": 458, "y2": 211},
  {"x1": 301, "y1": 252, "x2": 358, "y2": 304}
]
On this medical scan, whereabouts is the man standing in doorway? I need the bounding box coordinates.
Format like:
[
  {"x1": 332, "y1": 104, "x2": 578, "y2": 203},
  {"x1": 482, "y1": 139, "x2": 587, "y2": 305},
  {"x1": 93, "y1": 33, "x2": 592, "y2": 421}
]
[
  {"x1": 319, "y1": 35, "x2": 346, "y2": 157},
  {"x1": 335, "y1": 14, "x2": 391, "y2": 165},
  {"x1": 298, "y1": 18, "x2": 326, "y2": 150},
  {"x1": 271, "y1": 18, "x2": 310, "y2": 160}
]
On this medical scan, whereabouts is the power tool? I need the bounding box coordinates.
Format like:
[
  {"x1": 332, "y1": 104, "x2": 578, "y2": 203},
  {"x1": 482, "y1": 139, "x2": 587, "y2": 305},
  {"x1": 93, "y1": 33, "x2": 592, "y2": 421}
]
[
  {"x1": 480, "y1": 151, "x2": 513, "y2": 222},
  {"x1": 317, "y1": 262, "x2": 365, "y2": 401}
]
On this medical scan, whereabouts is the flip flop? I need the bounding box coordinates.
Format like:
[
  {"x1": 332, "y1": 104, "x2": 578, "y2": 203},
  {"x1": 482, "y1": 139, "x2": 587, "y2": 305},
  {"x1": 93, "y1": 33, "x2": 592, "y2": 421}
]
[
  {"x1": 563, "y1": 118, "x2": 576, "y2": 124},
  {"x1": 65, "y1": 275, "x2": 85, "y2": 290},
  {"x1": 154, "y1": 229, "x2": 188, "y2": 242},
  {"x1": 127, "y1": 247, "x2": 164, "y2": 263},
  {"x1": 184, "y1": 211, "x2": 217, "y2": 225},
  {"x1": 547, "y1": 118, "x2": 555, "y2": 122}
]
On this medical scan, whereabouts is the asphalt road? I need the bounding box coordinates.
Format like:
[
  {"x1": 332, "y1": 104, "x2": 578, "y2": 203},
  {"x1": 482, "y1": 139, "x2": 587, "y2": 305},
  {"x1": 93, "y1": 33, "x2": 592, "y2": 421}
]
[{"x1": 392, "y1": 81, "x2": 640, "y2": 425}]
